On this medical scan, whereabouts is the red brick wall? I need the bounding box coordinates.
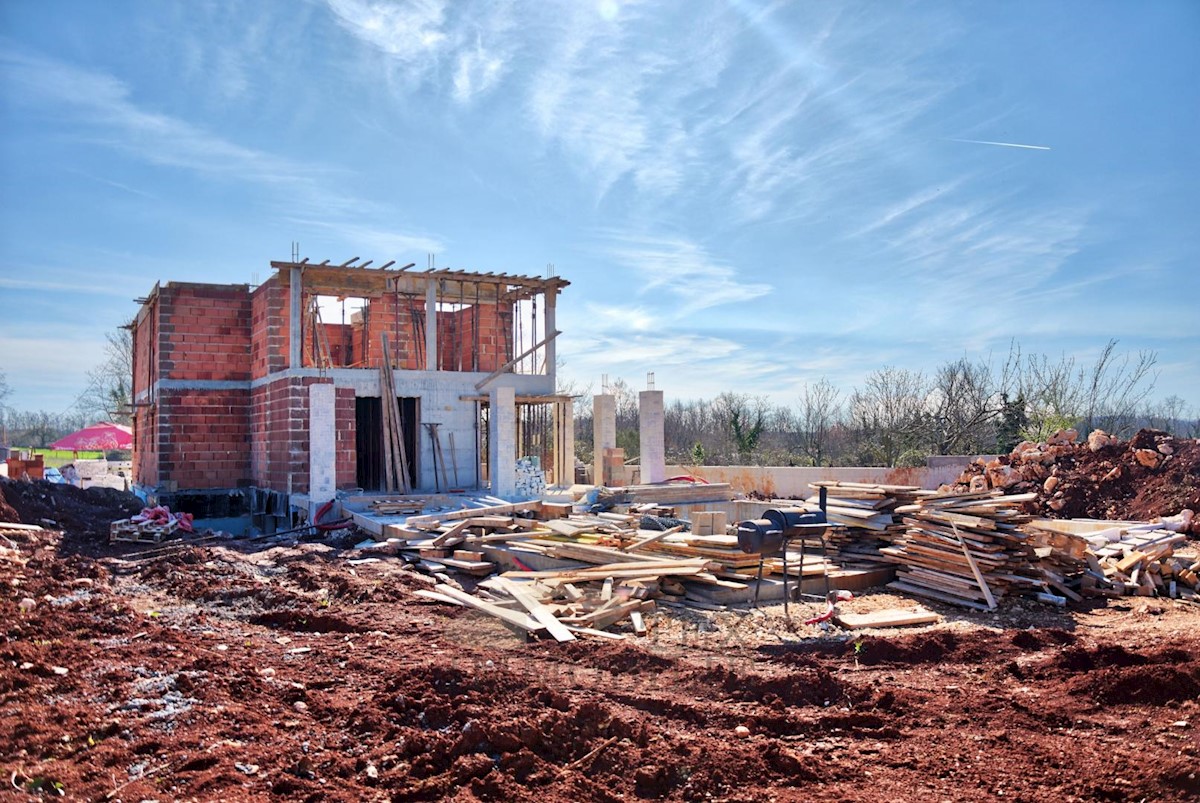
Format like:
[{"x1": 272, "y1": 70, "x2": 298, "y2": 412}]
[
  {"x1": 363, "y1": 293, "x2": 424, "y2": 369},
  {"x1": 335, "y1": 387, "x2": 356, "y2": 489},
  {"x1": 155, "y1": 389, "x2": 251, "y2": 489},
  {"x1": 132, "y1": 295, "x2": 160, "y2": 486},
  {"x1": 251, "y1": 277, "x2": 287, "y2": 378},
  {"x1": 447, "y1": 302, "x2": 512, "y2": 372},
  {"x1": 250, "y1": 376, "x2": 353, "y2": 494},
  {"x1": 158, "y1": 284, "x2": 252, "y2": 381},
  {"x1": 133, "y1": 405, "x2": 159, "y2": 486}
]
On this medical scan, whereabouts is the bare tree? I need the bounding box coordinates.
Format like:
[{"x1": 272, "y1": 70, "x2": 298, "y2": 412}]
[
  {"x1": 798, "y1": 377, "x2": 842, "y2": 466},
  {"x1": 1082, "y1": 340, "x2": 1157, "y2": 434},
  {"x1": 923, "y1": 357, "x2": 1002, "y2": 455},
  {"x1": 1013, "y1": 339, "x2": 1157, "y2": 439},
  {"x1": 76, "y1": 326, "x2": 134, "y2": 425},
  {"x1": 848, "y1": 367, "x2": 926, "y2": 466}
]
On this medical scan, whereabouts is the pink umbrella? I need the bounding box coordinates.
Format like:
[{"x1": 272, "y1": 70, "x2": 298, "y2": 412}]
[{"x1": 49, "y1": 422, "x2": 133, "y2": 451}]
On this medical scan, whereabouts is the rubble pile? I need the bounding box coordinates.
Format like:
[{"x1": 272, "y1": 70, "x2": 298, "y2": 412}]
[{"x1": 945, "y1": 428, "x2": 1200, "y2": 527}]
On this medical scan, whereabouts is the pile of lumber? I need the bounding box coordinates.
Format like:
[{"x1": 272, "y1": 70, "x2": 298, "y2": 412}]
[
  {"x1": 807, "y1": 482, "x2": 927, "y2": 566},
  {"x1": 882, "y1": 491, "x2": 1041, "y2": 610},
  {"x1": 415, "y1": 553, "x2": 728, "y2": 640},
  {"x1": 1027, "y1": 520, "x2": 1197, "y2": 600}
]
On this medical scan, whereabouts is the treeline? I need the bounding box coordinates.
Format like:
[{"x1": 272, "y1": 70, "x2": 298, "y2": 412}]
[{"x1": 571, "y1": 341, "x2": 1197, "y2": 468}]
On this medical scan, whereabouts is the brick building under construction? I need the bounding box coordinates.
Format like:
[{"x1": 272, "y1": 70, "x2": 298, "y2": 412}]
[{"x1": 129, "y1": 259, "x2": 573, "y2": 516}]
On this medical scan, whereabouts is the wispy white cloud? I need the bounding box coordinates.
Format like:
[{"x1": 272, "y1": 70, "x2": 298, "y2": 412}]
[
  {"x1": 326, "y1": 0, "x2": 514, "y2": 106},
  {"x1": 284, "y1": 218, "x2": 444, "y2": 256},
  {"x1": 604, "y1": 233, "x2": 772, "y2": 312},
  {"x1": 0, "y1": 276, "x2": 138, "y2": 299},
  {"x1": 0, "y1": 48, "x2": 444, "y2": 260}
]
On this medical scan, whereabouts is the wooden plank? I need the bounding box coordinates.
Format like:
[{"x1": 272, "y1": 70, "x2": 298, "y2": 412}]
[
  {"x1": 835, "y1": 608, "x2": 941, "y2": 629},
  {"x1": 493, "y1": 579, "x2": 576, "y2": 642},
  {"x1": 623, "y1": 525, "x2": 684, "y2": 553},
  {"x1": 950, "y1": 520, "x2": 997, "y2": 610},
  {"x1": 888, "y1": 581, "x2": 992, "y2": 611},
  {"x1": 432, "y1": 584, "x2": 545, "y2": 633},
  {"x1": 406, "y1": 500, "x2": 542, "y2": 528}
]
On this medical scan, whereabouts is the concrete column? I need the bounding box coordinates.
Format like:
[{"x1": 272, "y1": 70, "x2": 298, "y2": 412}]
[
  {"x1": 308, "y1": 383, "x2": 336, "y2": 505},
  {"x1": 592, "y1": 393, "x2": 616, "y2": 486},
  {"x1": 544, "y1": 291, "x2": 556, "y2": 376},
  {"x1": 554, "y1": 399, "x2": 574, "y2": 487},
  {"x1": 489, "y1": 386, "x2": 517, "y2": 499},
  {"x1": 639, "y1": 390, "x2": 665, "y2": 484},
  {"x1": 289, "y1": 266, "x2": 302, "y2": 368},
  {"x1": 425, "y1": 279, "x2": 438, "y2": 371}
]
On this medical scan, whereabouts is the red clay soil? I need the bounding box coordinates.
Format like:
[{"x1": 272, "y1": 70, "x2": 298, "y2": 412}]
[
  {"x1": 3, "y1": 514, "x2": 1199, "y2": 802},
  {"x1": 948, "y1": 430, "x2": 1200, "y2": 526}
]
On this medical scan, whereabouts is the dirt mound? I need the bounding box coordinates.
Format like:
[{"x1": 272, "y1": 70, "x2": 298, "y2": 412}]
[
  {"x1": 946, "y1": 429, "x2": 1200, "y2": 525},
  {"x1": 0, "y1": 477, "x2": 142, "y2": 549}
]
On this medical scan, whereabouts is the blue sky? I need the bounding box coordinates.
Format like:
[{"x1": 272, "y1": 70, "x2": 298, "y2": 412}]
[{"x1": 1, "y1": 0, "x2": 1197, "y2": 415}]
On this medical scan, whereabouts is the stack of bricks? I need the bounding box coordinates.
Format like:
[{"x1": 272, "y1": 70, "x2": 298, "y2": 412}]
[{"x1": 602, "y1": 447, "x2": 626, "y2": 487}]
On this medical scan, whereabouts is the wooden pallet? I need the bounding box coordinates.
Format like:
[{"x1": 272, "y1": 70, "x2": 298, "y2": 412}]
[{"x1": 110, "y1": 518, "x2": 180, "y2": 544}]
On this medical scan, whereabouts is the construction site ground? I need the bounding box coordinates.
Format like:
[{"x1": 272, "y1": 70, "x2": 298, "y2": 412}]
[{"x1": 3, "y1": 478, "x2": 1199, "y2": 802}]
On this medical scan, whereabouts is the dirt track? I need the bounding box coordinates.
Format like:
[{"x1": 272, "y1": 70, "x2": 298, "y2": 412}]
[{"x1": 3, "y1": 518, "x2": 1199, "y2": 802}]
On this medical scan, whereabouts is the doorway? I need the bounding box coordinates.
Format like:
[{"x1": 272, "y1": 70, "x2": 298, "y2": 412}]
[{"x1": 355, "y1": 396, "x2": 419, "y2": 490}]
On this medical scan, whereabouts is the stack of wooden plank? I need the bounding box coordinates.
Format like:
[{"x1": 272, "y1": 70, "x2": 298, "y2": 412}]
[
  {"x1": 882, "y1": 491, "x2": 1041, "y2": 610},
  {"x1": 808, "y1": 482, "x2": 927, "y2": 566},
  {"x1": 619, "y1": 482, "x2": 733, "y2": 505}
]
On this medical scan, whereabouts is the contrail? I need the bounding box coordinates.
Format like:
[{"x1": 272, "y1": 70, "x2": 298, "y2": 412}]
[{"x1": 950, "y1": 137, "x2": 1051, "y2": 151}]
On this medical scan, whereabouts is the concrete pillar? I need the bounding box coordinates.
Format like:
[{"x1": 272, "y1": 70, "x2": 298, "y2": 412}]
[
  {"x1": 308, "y1": 383, "x2": 336, "y2": 505},
  {"x1": 639, "y1": 390, "x2": 665, "y2": 484},
  {"x1": 289, "y1": 266, "x2": 302, "y2": 368},
  {"x1": 425, "y1": 279, "x2": 438, "y2": 371},
  {"x1": 593, "y1": 393, "x2": 616, "y2": 486},
  {"x1": 489, "y1": 386, "x2": 517, "y2": 499},
  {"x1": 554, "y1": 399, "x2": 574, "y2": 487}
]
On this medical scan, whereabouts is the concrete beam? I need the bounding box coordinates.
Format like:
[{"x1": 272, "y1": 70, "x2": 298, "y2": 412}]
[
  {"x1": 425, "y1": 279, "x2": 438, "y2": 371},
  {"x1": 639, "y1": 390, "x2": 665, "y2": 484},
  {"x1": 289, "y1": 266, "x2": 302, "y2": 369}
]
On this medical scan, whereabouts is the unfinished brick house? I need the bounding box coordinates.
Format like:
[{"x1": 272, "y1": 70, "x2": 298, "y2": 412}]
[{"x1": 130, "y1": 259, "x2": 572, "y2": 515}]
